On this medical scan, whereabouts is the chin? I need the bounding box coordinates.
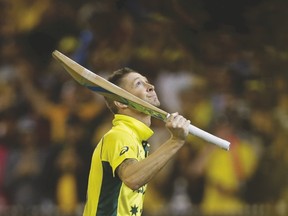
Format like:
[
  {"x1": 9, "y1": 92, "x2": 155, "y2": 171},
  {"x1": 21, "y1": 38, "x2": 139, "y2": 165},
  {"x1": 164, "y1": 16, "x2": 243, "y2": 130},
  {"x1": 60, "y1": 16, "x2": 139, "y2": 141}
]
[
  {"x1": 145, "y1": 97, "x2": 160, "y2": 107},
  {"x1": 153, "y1": 100, "x2": 161, "y2": 107}
]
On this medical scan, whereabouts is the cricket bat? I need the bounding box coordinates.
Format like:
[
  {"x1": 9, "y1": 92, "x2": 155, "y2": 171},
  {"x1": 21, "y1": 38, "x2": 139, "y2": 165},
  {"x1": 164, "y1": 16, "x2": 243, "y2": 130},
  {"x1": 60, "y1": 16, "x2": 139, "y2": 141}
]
[{"x1": 52, "y1": 50, "x2": 230, "y2": 150}]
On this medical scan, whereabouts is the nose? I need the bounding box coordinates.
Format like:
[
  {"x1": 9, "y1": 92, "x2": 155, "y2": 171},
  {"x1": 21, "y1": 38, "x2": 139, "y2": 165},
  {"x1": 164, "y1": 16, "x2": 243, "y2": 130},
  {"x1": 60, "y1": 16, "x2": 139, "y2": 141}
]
[{"x1": 146, "y1": 83, "x2": 154, "y2": 92}]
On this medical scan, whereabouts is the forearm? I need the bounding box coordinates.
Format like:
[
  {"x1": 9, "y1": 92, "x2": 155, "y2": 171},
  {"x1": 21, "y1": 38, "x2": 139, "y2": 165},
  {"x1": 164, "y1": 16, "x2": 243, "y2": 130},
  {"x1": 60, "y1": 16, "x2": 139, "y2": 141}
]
[
  {"x1": 118, "y1": 137, "x2": 185, "y2": 190},
  {"x1": 118, "y1": 112, "x2": 190, "y2": 190}
]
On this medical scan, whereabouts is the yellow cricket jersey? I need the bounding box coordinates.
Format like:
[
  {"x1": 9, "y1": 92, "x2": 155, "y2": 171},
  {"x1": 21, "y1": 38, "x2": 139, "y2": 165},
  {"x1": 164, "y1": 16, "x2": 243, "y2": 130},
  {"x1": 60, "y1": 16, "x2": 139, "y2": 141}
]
[{"x1": 83, "y1": 114, "x2": 154, "y2": 216}]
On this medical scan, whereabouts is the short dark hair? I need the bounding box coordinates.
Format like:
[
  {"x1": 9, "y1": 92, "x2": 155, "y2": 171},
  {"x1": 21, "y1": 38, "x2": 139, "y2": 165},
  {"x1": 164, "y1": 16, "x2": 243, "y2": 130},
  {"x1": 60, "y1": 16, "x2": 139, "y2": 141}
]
[{"x1": 105, "y1": 67, "x2": 135, "y2": 113}]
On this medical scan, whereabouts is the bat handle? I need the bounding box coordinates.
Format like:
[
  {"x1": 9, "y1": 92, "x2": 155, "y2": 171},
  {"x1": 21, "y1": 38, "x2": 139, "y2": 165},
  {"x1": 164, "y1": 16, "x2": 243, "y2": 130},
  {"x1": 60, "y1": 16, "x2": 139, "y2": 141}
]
[{"x1": 188, "y1": 124, "x2": 230, "y2": 150}]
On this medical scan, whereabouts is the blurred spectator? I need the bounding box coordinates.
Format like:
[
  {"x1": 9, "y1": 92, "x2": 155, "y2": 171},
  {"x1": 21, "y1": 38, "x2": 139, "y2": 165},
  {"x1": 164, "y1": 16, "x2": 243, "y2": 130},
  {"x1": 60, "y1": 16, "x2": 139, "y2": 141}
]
[
  {"x1": 179, "y1": 75, "x2": 213, "y2": 129},
  {"x1": 241, "y1": 104, "x2": 288, "y2": 205},
  {"x1": 3, "y1": 116, "x2": 46, "y2": 207},
  {"x1": 16, "y1": 58, "x2": 104, "y2": 144},
  {"x1": 41, "y1": 114, "x2": 94, "y2": 216},
  {"x1": 155, "y1": 71, "x2": 194, "y2": 113},
  {"x1": 199, "y1": 115, "x2": 257, "y2": 215}
]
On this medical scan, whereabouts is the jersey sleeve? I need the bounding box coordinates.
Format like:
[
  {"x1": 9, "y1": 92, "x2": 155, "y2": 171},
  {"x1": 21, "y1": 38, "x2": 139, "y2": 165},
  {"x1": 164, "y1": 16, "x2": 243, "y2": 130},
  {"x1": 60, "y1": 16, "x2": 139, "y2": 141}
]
[{"x1": 102, "y1": 131, "x2": 138, "y2": 177}]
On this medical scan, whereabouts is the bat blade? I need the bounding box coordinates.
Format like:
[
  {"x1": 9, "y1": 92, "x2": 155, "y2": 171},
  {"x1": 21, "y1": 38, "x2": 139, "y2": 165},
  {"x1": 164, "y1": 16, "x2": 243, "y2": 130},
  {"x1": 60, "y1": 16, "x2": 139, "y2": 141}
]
[
  {"x1": 52, "y1": 50, "x2": 230, "y2": 150},
  {"x1": 52, "y1": 50, "x2": 168, "y2": 121}
]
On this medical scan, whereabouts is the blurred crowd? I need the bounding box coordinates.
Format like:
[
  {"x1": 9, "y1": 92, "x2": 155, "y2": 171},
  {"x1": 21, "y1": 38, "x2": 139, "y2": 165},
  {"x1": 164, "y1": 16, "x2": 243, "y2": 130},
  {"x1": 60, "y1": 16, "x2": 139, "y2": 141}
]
[{"x1": 1, "y1": 0, "x2": 288, "y2": 215}]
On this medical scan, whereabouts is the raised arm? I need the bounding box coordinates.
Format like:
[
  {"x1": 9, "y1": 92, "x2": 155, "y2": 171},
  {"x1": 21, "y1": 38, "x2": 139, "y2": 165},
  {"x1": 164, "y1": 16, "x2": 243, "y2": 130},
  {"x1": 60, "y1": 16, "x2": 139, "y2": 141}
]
[
  {"x1": 116, "y1": 113, "x2": 190, "y2": 190},
  {"x1": 16, "y1": 60, "x2": 52, "y2": 115}
]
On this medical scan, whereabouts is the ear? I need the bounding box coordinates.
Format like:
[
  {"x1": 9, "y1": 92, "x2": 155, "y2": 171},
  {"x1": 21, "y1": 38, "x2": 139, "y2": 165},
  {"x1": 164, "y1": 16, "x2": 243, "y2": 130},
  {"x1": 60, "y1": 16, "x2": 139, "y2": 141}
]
[{"x1": 114, "y1": 101, "x2": 128, "y2": 109}]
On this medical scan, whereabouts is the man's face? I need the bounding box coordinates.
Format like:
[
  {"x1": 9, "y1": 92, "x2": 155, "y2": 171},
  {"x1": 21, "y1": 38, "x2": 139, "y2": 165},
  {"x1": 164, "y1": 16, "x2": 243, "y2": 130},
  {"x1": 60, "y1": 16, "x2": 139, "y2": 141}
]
[{"x1": 120, "y1": 72, "x2": 160, "y2": 107}]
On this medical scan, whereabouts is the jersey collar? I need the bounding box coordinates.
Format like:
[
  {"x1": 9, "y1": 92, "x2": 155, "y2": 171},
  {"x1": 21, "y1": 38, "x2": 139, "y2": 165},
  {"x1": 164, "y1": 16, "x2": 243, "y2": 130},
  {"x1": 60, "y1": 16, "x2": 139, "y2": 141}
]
[{"x1": 113, "y1": 114, "x2": 154, "y2": 142}]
